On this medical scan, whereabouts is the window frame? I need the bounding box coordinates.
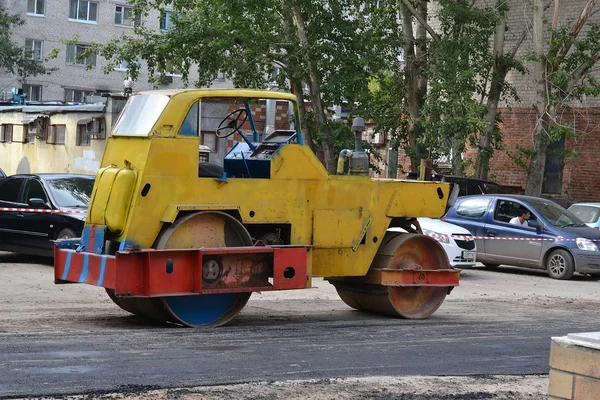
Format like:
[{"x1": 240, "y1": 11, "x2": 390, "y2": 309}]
[
  {"x1": 66, "y1": 44, "x2": 96, "y2": 68},
  {"x1": 0, "y1": 124, "x2": 14, "y2": 143},
  {"x1": 25, "y1": 39, "x2": 44, "y2": 61},
  {"x1": 47, "y1": 124, "x2": 66, "y2": 145},
  {"x1": 68, "y1": 0, "x2": 99, "y2": 23},
  {"x1": 159, "y1": 10, "x2": 173, "y2": 31},
  {"x1": 64, "y1": 88, "x2": 95, "y2": 103},
  {"x1": 27, "y1": 0, "x2": 45, "y2": 16},
  {"x1": 114, "y1": 5, "x2": 140, "y2": 27},
  {"x1": 23, "y1": 84, "x2": 43, "y2": 102},
  {"x1": 77, "y1": 124, "x2": 91, "y2": 146}
]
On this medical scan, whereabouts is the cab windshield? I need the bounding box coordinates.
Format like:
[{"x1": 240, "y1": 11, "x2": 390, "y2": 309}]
[{"x1": 112, "y1": 94, "x2": 170, "y2": 136}]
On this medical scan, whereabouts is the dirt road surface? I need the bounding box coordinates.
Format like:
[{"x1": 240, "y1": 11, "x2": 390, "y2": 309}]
[{"x1": 1, "y1": 252, "x2": 599, "y2": 399}]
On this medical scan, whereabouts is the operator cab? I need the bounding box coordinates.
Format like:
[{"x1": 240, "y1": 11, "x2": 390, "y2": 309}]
[{"x1": 177, "y1": 96, "x2": 301, "y2": 179}]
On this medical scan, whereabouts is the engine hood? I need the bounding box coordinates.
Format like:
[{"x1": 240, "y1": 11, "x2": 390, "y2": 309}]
[
  {"x1": 418, "y1": 217, "x2": 472, "y2": 235},
  {"x1": 557, "y1": 224, "x2": 600, "y2": 239}
]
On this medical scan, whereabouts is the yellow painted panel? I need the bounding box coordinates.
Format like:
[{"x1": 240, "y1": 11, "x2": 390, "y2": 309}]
[
  {"x1": 88, "y1": 166, "x2": 114, "y2": 225},
  {"x1": 313, "y1": 208, "x2": 370, "y2": 248},
  {"x1": 271, "y1": 145, "x2": 329, "y2": 180},
  {"x1": 105, "y1": 167, "x2": 137, "y2": 233}
]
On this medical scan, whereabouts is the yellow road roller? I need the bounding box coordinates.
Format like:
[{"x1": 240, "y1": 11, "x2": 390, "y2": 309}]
[{"x1": 54, "y1": 89, "x2": 460, "y2": 327}]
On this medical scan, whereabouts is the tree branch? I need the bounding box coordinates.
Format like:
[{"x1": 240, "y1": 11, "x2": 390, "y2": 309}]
[
  {"x1": 400, "y1": 0, "x2": 441, "y2": 43},
  {"x1": 556, "y1": 0, "x2": 598, "y2": 64},
  {"x1": 568, "y1": 51, "x2": 600, "y2": 91}
]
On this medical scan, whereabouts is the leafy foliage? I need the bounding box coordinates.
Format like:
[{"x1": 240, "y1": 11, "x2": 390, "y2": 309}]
[
  {"x1": 93, "y1": 0, "x2": 396, "y2": 170},
  {"x1": 420, "y1": 0, "x2": 506, "y2": 175}
]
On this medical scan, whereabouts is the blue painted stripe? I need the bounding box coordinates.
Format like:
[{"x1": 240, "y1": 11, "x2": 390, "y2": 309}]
[
  {"x1": 61, "y1": 252, "x2": 72, "y2": 280},
  {"x1": 79, "y1": 254, "x2": 89, "y2": 283},
  {"x1": 98, "y1": 257, "x2": 107, "y2": 287}
]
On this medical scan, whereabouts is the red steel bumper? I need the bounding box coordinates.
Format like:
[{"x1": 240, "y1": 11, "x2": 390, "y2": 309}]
[{"x1": 54, "y1": 246, "x2": 309, "y2": 297}]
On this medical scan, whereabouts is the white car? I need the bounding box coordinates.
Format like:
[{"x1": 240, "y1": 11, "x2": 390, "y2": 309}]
[{"x1": 388, "y1": 217, "x2": 477, "y2": 268}]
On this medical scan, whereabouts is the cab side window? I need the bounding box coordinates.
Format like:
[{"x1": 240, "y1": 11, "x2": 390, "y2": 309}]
[
  {"x1": 455, "y1": 198, "x2": 491, "y2": 218},
  {"x1": 179, "y1": 102, "x2": 199, "y2": 136}
]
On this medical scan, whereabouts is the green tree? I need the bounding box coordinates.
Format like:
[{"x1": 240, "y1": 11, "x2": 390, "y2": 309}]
[
  {"x1": 366, "y1": 0, "x2": 522, "y2": 178},
  {"x1": 94, "y1": 0, "x2": 396, "y2": 172},
  {"x1": 525, "y1": 0, "x2": 600, "y2": 196},
  {"x1": 0, "y1": 6, "x2": 52, "y2": 82}
]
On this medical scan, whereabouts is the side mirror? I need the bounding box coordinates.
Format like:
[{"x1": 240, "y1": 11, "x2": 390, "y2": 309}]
[
  {"x1": 28, "y1": 198, "x2": 48, "y2": 209},
  {"x1": 528, "y1": 219, "x2": 542, "y2": 232}
]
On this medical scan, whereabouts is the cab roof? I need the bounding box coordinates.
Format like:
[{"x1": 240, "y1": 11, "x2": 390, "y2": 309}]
[{"x1": 138, "y1": 88, "x2": 298, "y2": 102}]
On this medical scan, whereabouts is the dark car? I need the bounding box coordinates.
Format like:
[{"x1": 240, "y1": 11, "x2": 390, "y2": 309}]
[
  {"x1": 405, "y1": 173, "x2": 504, "y2": 197},
  {"x1": 434, "y1": 175, "x2": 504, "y2": 197},
  {"x1": 444, "y1": 194, "x2": 600, "y2": 279},
  {"x1": 0, "y1": 174, "x2": 94, "y2": 257}
]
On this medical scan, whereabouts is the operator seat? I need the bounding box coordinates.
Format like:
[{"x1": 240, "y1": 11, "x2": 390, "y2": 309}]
[{"x1": 198, "y1": 162, "x2": 224, "y2": 178}]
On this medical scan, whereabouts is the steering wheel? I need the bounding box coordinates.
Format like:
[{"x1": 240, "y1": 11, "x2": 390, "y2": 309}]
[{"x1": 216, "y1": 108, "x2": 248, "y2": 138}]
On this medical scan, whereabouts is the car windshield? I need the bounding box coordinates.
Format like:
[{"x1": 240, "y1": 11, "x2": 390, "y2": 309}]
[
  {"x1": 529, "y1": 199, "x2": 585, "y2": 228},
  {"x1": 45, "y1": 177, "x2": 94, "y2": 208},
  {"x1": 112, "y1": 94, "x2": 170, "y2": 136},
  {"x1": 568, "y1": 205, "x2": 600, "y2": 224}
]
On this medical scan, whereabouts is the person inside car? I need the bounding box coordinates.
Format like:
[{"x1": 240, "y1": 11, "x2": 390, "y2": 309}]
[{"x1": 510, "y1": 207, "x2": 531, "y2": 227}]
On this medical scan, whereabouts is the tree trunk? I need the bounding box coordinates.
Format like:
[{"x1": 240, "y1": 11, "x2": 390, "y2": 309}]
[
  {"x1": 451, "y1": 137, "x2": 462, "y2": 176},
  {"x1": 525, "y1": 111, "x2": 552, "y2": 196},
  {"x1": 525, "y1": 0, "x2": 547, "y2": 196},
  {"x1": 292, "y1": 1, "x2": 335, "y2": 172},
  {"x1": 289, "y1": 79, "x2": 315, "y2": 152},
  {"x1": 475, "y1": 12, "x2": 507, "y2": 181},
  {"x1": 400, "y1": 0, "x2": 424, "y2": 172}
]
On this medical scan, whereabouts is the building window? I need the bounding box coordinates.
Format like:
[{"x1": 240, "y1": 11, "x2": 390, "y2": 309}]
[
  {"x1": 23, "y1": 85, "x2": 42, "y2": 102},
  {"x1": 25, "y1": 39, "x2": 43, "y2": 60},
  {"x1": 159, "y1": 10, "x2": 173, "y2": 31},
  {"x1": 47, "y1": 125, "x2": 66, "y2": 145},
  {"x1": 66, "y1": 44, "x2": 96, "y2": 67},
  {"x1": 69, "y1": 0, "x2": 98, "y2": 23},
  {"x1": 27, "y1": 0, "x2": 45, "y2": 16},
  {"x1": 114, "y1": 60, "x2": 129, "y2": 71},
  {"x1": 64, "y1": 89, "x2": 95, "y2": 103},
  {"x1": 201, "y1": 131, "x2": 218, "y2": 152},
  {"x1": 115, "y1": 5, "x2": 140, "y2": 27},
  {"x1": 0, "y1": 125, "x2": 13, "y2": 143},
  {"x1": 77, "y1": 125, "x2": 91, "y2": 146}
]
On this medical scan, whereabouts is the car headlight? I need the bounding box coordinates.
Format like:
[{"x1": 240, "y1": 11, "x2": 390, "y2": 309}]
[
  {"x1": 576, "y1": 238, "x2": 598, "y2": 251},
  {"x1": 423, "y1": 229, "x2": 449, "y2": 244}
]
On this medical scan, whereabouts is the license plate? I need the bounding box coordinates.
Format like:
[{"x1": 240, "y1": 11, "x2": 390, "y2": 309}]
[{"x1": 462, "y1": 251, "x2": 476, "y2": 261}]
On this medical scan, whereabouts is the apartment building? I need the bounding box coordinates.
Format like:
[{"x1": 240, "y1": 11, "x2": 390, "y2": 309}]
[{"x1": 0, "y1": 0, "x2": 232, "y2": 103}]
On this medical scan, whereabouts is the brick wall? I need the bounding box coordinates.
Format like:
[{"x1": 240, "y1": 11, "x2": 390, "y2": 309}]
[
  {"x1": 394, "y1": 107, "x2": 600, "y2": 205},
  {"x1": 548, "y1": 334, "x2": 600, "y2": 399}
]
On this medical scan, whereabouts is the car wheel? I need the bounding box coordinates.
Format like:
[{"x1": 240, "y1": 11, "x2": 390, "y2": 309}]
[
  {"x1": 56, "y1": 228, "x2": 76, "y2": 240},
  {"x1": 546, "y1": 249, "x2": 575, "y2": 280},
  {"x1": 483, "y1": 263, "x2": 499, "y2": 269}
]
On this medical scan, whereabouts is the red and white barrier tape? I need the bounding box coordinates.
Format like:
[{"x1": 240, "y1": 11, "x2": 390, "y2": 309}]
[
  {"x1": 0, "y1": 209, "x2": 594, "y2": 243},
  {"x1": 426, "y1": 232, "x2": 585, "y2": 242},
  {"x1": 0, "y1": 207, "x2": 87, "y2": 214}
]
